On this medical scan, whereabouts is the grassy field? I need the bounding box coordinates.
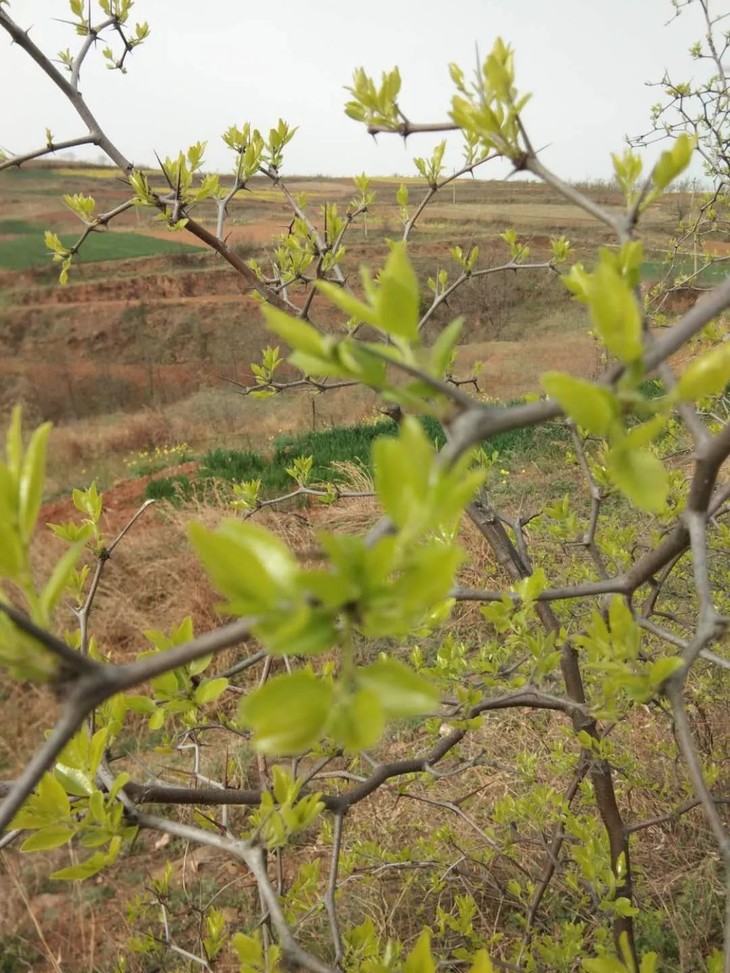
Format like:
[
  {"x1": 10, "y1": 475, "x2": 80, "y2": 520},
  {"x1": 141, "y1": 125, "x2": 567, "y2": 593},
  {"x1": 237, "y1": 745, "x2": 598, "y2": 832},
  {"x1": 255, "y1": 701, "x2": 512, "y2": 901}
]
[
  {"x1": 0, "y1": 218, "x2": 40, "y2": 234},
  {"x1": 642, "y1": 253, "x2": 729, "y2": 283},
  {"x1": 0, "y1": 228, "x2": 203, "y2": 270}
]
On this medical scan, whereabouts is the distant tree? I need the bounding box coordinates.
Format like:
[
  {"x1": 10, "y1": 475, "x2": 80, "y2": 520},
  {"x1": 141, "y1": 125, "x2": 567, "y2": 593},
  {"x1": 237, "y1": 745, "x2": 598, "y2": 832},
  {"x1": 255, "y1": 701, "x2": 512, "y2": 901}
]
[
  {"x1": 630, "y1": 0, "x2": 729, "y2": 315},
  {"x1": 1, "y1": 2, "x2": 730, "y2": 971}
]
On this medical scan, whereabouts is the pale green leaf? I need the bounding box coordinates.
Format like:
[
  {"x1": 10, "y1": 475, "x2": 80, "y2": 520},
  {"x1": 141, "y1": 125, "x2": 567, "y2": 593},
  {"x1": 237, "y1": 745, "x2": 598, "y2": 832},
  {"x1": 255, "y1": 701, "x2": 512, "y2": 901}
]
[
  {"x1": 21, "y1": 826, "x2": 75, "y2": 852},
  {"x1": 469, "y1": 950, "x2": 495, "y2": 973},
  {"x1": 676, "y1": 344, "x2": 730, "y2": 401},
  {"x1": 239, "y1": 671, "x2": 333, "y2": 755},
  {"x1": 587, "y1": 263, "x2": 643, "y2": 364},
  {"x1": 188, "y1": 519, "x2": 297, "y2": 614},
  {"x1": 607, "y1": 445, "x2": 668, "y2": 513},
  {"x1": 358, "y1": 658, "x2": 439, "y2": 718},
  {"x1": 542, "y1": 373, "x2": 618, "y2": 435},
  {"x1": 375, "y1": 242, "x2": 420, "y2": 341},
  {"x1": 19, "y1": 422, "x2": 51, "y2": 541},
  {"x1": 404, "y1": 928, "x2": 435, "y2": 973},
  {"x1": 194, "y1": 677, "x2": 229, "y2": 705},
  {"x1": 328, "y1": 688, "x2": 384, "y2": 750}
]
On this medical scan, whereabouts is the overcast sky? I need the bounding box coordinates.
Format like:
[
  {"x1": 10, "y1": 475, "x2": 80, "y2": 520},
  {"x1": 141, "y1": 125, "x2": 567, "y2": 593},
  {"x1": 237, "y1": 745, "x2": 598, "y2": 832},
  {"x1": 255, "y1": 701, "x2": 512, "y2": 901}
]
[{"x1": 0, "y1": 0, "x2": 720, "y2": 182}]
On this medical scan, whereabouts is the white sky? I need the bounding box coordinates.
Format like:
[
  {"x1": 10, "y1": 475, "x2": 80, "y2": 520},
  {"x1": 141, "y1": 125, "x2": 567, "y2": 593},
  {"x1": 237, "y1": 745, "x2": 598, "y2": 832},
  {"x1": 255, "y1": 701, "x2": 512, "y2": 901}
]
[{"x1": 0, "y1": 0, "x2": 721, "y2": 182}]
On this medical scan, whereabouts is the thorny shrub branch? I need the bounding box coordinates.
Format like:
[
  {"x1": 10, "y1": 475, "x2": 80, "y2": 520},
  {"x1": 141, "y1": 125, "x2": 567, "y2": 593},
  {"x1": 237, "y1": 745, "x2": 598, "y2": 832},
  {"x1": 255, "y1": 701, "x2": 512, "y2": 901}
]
[{"x1": 2, "y1": 4, "x2": 730, "y2": 971}]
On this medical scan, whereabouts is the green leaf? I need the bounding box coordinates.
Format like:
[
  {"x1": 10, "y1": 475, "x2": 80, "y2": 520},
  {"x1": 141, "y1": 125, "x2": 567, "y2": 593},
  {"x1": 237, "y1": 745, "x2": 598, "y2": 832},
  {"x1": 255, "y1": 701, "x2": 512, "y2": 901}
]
[
  {"x1": 608, "y1": 596, "x2": 641, "y2": 661},
  {"x1": 39, "y1": 540, "x2": 85, "y2": 625},
  {"x1": 469, "y1": 951, "x2": 494, "y2": 973},
  {"x1": 624, "y1": 415, "x2": 666, "y2": 450},
  {"x1": 329, "y1": 688, "x2": 384, "y2": 750},
  {"x1": 239, "y1": 671, "x2": 334, "y2": 755},
  {"x1": 108, "y1": 772, "x2": 130, "y2": 803},
  {"x1": 0, "y1": 522, "x2": 22, "y2": 577},
  {"x1": 194, "y1": 677, "x2": 229, "y2": 705},
  {"x1": 188, "y1": 655, "x2": 212, "y2": 677},
  {"x1": 649, "y1": 656, "x2": 683, "y2": 687},
  {"x1": 126, "y1": 695, "x2": 156, "y2": 715},
  {"x1": 607, "y1": 444, "x2": 668, "y2": 513},
  {"x1": 542, "y1": 373, "x2": 618, "y2": 435},
  {"x1": 358, "y1": 658, "x2": 439, "y2": 718},
  {"x1": 256, "y1": 603, "x2": 337, "y2": 657},
  {"x1": 39, "y1": 772, "x2": 71, "y2": 818},
  {"x1": 72, "y1": 482, "x2": 102, "y2": 522},
  {"x1": 375, "y1": 243, "x2": 420, "y2": 342},
  {"x1": 189, "y1": 519, "x2": 297, "y2": 615},
  {"x1": 373, "y1": 417, "x2": 433, "y2": 527},
  {"x1": 404, "y1": 929, "x2": 435, "y2": 973},
  {"x1": 652, "y1": 133, "x2": 695, "y2": 190},
  {"x1": 47, "y1": 520, "x2": 95, "y2": 545},
  {"x1": 11, "y1": 772, "x2": 70, "y2": 829},
  {"x1": 5, "y1": 406, "x2": 22, "y2": 479},
  {"x1": 262, "y1": 305, "x2": 337, "y2": 355},
  {"x1": 54, "y1": 764, "x2": 93, "y2": 798},
  {"x1": 587, "y1": 262, "x2": 643, "y2": 364},
  {"x1": 430, "y1": 318, "x2": 463, "y2": 376},
  {"x1": 611, "y1": 148, "x2": 643, "y2": 199},
  {"x1": 676, "y1": 344, "x2": 730, "y2": 401},
  {"x1": 21, "y1": 826, "x2": 75, "y2": 852},
  {"x1": 639, "y1": 953, "x2": 659, "y2": 973},
  {"x1": 18, "y1": 422, "x2": 51, "y2": 541},
  {"x1": 52, "y1": 836, "x2": 124, "y2": 881},
  {"x1": 392, "y1": 544, "x2": 463, "y2": 619},
  {"x1": 315, "y1": 279, "x2": 378, "y2": 327},
  {"x1": 515, "y1": 567, "x2": 548, "y2": 603},
  {"x1": 231, "y1": 932, "x2": 264, "y2": 969},
  {"x1": 582, "y1": 960, "x2": 628, "y2": 973}
]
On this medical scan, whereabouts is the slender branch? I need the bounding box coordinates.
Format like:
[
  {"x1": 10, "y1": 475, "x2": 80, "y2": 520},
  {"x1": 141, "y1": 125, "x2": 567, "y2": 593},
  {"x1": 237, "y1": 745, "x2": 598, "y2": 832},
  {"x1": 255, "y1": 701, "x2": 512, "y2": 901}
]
[
  {"x1": 0, "y1": 828, "x2": 22, "y2": 850},
  {"x1": 0, "y1": 602, "x2": 98, "y2": 676},
  {"x1": 324, "y1": 814, "x2": 344, "y2": 964},
  {"x1": 624, "y1": 795, "x2": 730, "y2": 835},
  {"x1": 366, "y1": 120, "x2": 461, "y2": 137},
  {"x1": 521, "y1": 760, "x2": 589, "y2": 944},
  {"x1": 218, "y1": 649, "x2": 267, "y2": 680},
  {"x1": 224, "y1": 375, "x2": 359, "y2": 397},
  {"x1": 642, "y1": 275, "x2": 730, "y2": 373},
  {"x1": 241, "y1": 485, "x2": 374, "y2": 520},
  {"x1": 525, "y1": 156, "x2": 626, "y2": 237},
  {"x1": 0, "y1": 135, "x2": 96, "y2": 171},
  {"x1": 699, "y1": 648, "x2": 730, "y2": 672},
  {"x1": 76, "y1": 499, "x2": 156, "y2": 654},
  {"x1": 69, "y1": 15, "x2": 116, "y2": 89},
  {"x1": 569, "y1": 425, "x2": 604, "y2": 553},
  {"x1": 114, "y1": 617, "x2": 256, "y2": 689},
  {"x1": 665, "y1": 680, "x2": 730, "y2": 973},
  {"x1": 418, "y1": 259, "x2": 556, "y2": 332},
  {"x1": 356, "y1": 344, "x2": 477, "y2": 410},
  {"x1": 0, "y1": 675, "x2": 111, "y2": 831},
  {"x1": 0, "y1": 9, "x2": 131, "y2": 172},
  {"x1": 0, "y1": 617, "x2": 255, "y2": 832},
  {"x1": 134, "y1": 813, "x2": 338, "y2": 973}
]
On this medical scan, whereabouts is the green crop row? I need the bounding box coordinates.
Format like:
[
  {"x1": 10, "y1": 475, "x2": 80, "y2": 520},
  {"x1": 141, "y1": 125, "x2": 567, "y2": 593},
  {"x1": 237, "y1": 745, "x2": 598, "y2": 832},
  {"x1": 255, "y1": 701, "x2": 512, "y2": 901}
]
[{"x1": 0, "y1": 230, "x2": 203, "y2": 270}]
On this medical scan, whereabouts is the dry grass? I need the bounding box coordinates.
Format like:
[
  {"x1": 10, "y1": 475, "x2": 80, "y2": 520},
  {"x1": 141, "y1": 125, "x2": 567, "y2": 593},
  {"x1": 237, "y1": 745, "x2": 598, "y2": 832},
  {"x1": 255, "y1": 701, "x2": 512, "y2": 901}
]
[
  {"x1": 4, "y1": 419, "x2": 723, "y2": 970},
  {"x1": 4, "y1": 503, "x2": 728, "y2": 971}
]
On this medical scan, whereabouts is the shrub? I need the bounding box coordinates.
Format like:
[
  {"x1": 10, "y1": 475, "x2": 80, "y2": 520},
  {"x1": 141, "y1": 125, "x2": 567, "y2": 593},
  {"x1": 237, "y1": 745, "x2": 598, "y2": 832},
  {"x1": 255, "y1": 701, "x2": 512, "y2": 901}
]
[{"x1": 1, "y1": 5, "x2": 730, "y2": 973}]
